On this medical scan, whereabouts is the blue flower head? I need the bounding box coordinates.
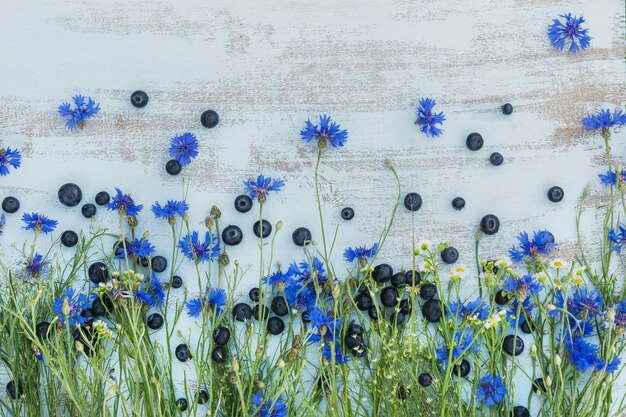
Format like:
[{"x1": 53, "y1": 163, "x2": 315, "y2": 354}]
[
  {"x1": 300, "y1": 115, "x2": 348, "y2": 149},
  {"x1": 134, "y1": 276, "x2": 165, "y2": 307},
  {"x1": 263, "y1": 271, "x2": 290, "y2": 288},
  {"x1": 505, "y1": 297, "x2": 534, "y2": 327},
  {"x1": 52, "y1": 288, "x2": 90, "y2": 327},
  {"x1": 0, "y1": 213, "x2": 5, "y2": 236},
  {"x1": 614, "y1": 301, "x2": 626, "y2": 328},
  {"x1": 415, "y1": 98, "x2": 445, "y2": 138},
  {"x1": 289, "y1": 257, "x2": 327, "y2": 285},
  {"x1": 321, "y1": 342, "x2": 351, "y2": 364},
  {"x1": 58, "y1": 95, "x2": 100, "y2": 130},
  {"x1": 22, "y1": 253, "x2": 51, "y2": 279},
  {"x1": 151, "y1": 200, "x2": 189, "y2": 223},
  {"x1": 599, "y1": 169, "x2": 626, "y2": 187},
  {"x1": 115, "y1": 238, "x2": 155, "y2": 260},
  {"x1": 178, "y1": 231, "x2": 220, "y2": 263},
  {"x1": 186, "y1": 288, "x2": 227, "y2": 318},
  {"x1": 548, "y1": 13, "x2": 591, "y2": 53},
  {"x1": 436, "y1": 330, "x2": 479, "y2": 363},
  {"x1": 447, "y1": 297, "x2": 490, "y2": 321},
  {"x1": 251, "y1": 392, "x2": 288, "y2": 417},
  {"x1": 343, "y1": 243, "x2": 378, "y2": 265},
  {"x1": 582, "y1": 109, "x2": 626, "y2": 134},
  {"x1": 169, "y1": 133, "x2": 199, "y2": 166},
  {"x1": 307, "y1": 307, "x2": 342, "y2": 343},
  {"x1": 22, "y1": 212, "x2": 58, "y2": 234},
  {"x1": 0, "y1": 147, "x2": 21, "y2": 176},
  {"x1": 107, "y1": 188, "x2": 143, "y2": 217},
  {"x1": 563, "y1": 336, "x2": 619, "y2": 373},
  {"x1": 509, "y1": 230, "x2": 557, "y2": 261},
  {"x1": 476, "y1": 374, "x2": 506, "y2": 407},
  {"x1": 243, "y1": 175, "x2": 285, "y2": 203},
  {"x1": 608, "y1": 226, "x2": 626, "y2": 253},
  {"x1": 502, "y1": 274, "x2": 543, "y2": 299}
]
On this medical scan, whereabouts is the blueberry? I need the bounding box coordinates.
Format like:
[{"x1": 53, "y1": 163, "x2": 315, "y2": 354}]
[
  {"x1": 113, "y1": 239, "x2": 131, "y2": 254},
  {"x1": 292, "y1": 227, "x2": 312, "y2": 246},
  {"x1": 196, "y1": 390, "x2": 209, "y2": 404},
  {"x1": 355, "y1": 293, "x2": 373, "y2": 311},
  {"x1": 440, "y1": 247, "x2": 459, "y2": 264},
  {"x1": 480, "y1": 214, "x2": 500, "y2": 235},
  {"x1": 213, "y1": 326, "x2": 230, "y2": 346},
  {"x1": 271, "y1": 296, "x2": 289, "y2": 316},
  {"x1": 390, "y1": 311, "x2": 406, "y2": 325},
  {"x1": 547, "y1": 186, "x2": 564, "y2": 203},
  {"x1": 501, "y1": 103, "x2": 513, "y2": 115},
  {"x1": 380, "y1": 287, "x2": 398, "y2": 307},
  {"x1": 146, "y1": 313, "x2": 164, "y2": 330},
  {"x1": 7, "y1": 380, "x2": 22, "y2": 400},
  {"x1": 421, "y1": 299, "x2": 442, "y2": 323},
  {"x1": 249, "y1": 287, "x2": 260, "y2": 302},
  {"x1": 253, "y1": 220, "x2": 272, "y2": 238},
  {"x1": 399, "y1": 299, "x2": 411, "y2": 315},
  {"x1": 419, "y1": 283, "x2": 437, "y2": 300},
  {"x1": 91, "y1": 296, "x2": 112, "y2": 316},
  {"x1": 490, "y1": 152, "x2": 504, "y2": 166},
  {"x1": 1, "y1": 196, "x2": 19, "y2": 213},
  {"x1": 176, "y1": 398, "x2": 188, "y2": 412},
  {"x1": 466, "y1": 132, "x2": 484, "y2": 151},
  {"x1": 95, "y1": 191, "x2": 110, "y2": 206},
  {"x1": 512, "y1": 406, "x2": 530, "y2": 417},
  {"x1": 88, "y1": 262, "x2": 109, "y2": 284},
  {"x1": 201, "y1": 110, "x2": 219, "y2": 128},
  {"x1": 151, "y1": 256, "x2": 168, "y2": 273},
  {"x1": 390, "y1": 272, "x2": 406, "y2": 288},
  {"x1": 341, "y1": 207, "x2": 355, "y2": 220},
  {"x1": 165, "y1": 159, "x2": 182, "y2": 175},
  {"x1": 252, "y1": 304, "x2": 270, "y2": 321},
  {"x1": 418, "y1": 372, "x2": 432, "y2": 387},
  {"x1": 521, "y1": 319, "x2": 534, "y2": 334},
  {"x1": 36, "y1": 321, "x2": 50, "y2": 339},
  {"x1": 532, "y1": 378, "x2": 546, "y2": 394},
  {"x1": 222, "y1": 225, "x2": 243, "y2": 246},
  {"x1": 301, "y1": 311, "x2": 311, "y2": 323},
  {"x1": 451, "y1": 197, "x2": 465, "y2": 210},
  {"x1": 175, "y1": 344, "x2": 192, "y2": 362},
  {"x1": 397, "y1": 385, "x2": 408, "y2": 401},
  {"x1": 81, "y1": 203, "x2": 96, "y2": 219},
  {"x1": 503, "y1": 335, "x2": 524, "y2": 356},
  {"x1": 344, "y1": 333, "x2": 363, "y2": 349},
  {"x1": 372, "y1": 264, "x2": 393, "y2": 283},
  {"x1": 61, "y1": 230, "x2": 79, "y2": 248},
  {"x1": 234, "y1": 194, "x2": 253, "y2": 213},
  {"x1": 171, "y1": 275, "x2": 183, "y2": 289},
  {"x1": 211, "y1": 346, "x2": 228, "y2": 363},
  {"x1": 368, "y1": 306, "x2": 379, "y2": 321},
  {"x1": 404, "y1": 192, "x2": 422, "y2": 211},
  {"x1": 58, "y1": 183, "x2": 82, "y2": 207},
  {"x1": 494, "y1": 289, "x2": 510, "y2": 305},
  {"x1": 347, "y1": 323, "x2": 364, "y2": 335},
  {"x1": 406, "y1": 270, "x2": 421, "y2": 286},
  {"x1": 267, "y1": 316, "x2": 285, "y2": 335},
  {"x1": 452, "y1": 359, "x2": 471, "y2": 377},
  {"x1": 80, "y1": 308, "x2": 95, "y2": 326},
  {"x1": 130, "y1": 90, "x2": 149, "y2": 108},
  {"x1": 232, "y1": 303, "x2": 252, "y2": 321}
]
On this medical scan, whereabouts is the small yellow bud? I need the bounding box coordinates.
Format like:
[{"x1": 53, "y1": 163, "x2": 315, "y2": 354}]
[
  {"x1": 530, "y1": 344, "x2": 538, "y2": 357},
  {"x1": 277, "y1": 358, "x2": 285, "y2": 368},
  {"x1": 545, "y1": 375, "x2": 552, "y2": 387},
  {"x1": 555, "y1": 354, "x2": 561, "y2": 366},
  {"x1": 232, "y1": 357, "x2": 240, "y2": 373},
  {"x1": 275, "y1": 220, "x2": 282, "y2": 231}
]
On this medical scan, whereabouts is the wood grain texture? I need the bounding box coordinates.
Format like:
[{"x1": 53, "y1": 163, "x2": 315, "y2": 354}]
[{"x1": 0, "y1": 0, "x2": 624, "y2": 409}]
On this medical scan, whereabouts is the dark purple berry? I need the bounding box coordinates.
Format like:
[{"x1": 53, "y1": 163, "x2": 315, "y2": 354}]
[
  {"x1": 166, "y1": 159, "x2": 182, "y2": 175},
  {"x1": 2, "y1": 196, "x2": 19, "y2": 213},
  {"x1": 390, "y1": 272, "x2": 406, "y2": 288},
  {"x1": 211, "y1": 346, "x2": 228, "y2": 363},
  {"x1": 253, "y1": 220, "x2": 272, "y2": 238},
  {"x1": 151, "y1": 256, "x2": 167, "y2": 273},
  {"x1": 201, "y1": 110, "x2": 219, "y2": 128},
  {"x1": 422, "y1": 299, "x2": 442, "y2": 322},
  {"x1": 95, "y1": 191, "x2": 110, "y2": 206},
  {"x1": 480, "y1": 214, "x2": 500, "y2": 235},
  {"x1": 147, "y1": 313, "x2": 164, "y2": 330},
  {"x1": 130, "y1": 90, "x2": 149, "y2": 108},
  {"x1": 58, "y1": 183, "x2": 82, "y2": 207},
  {"x1": 355, "y1": 293, "x2": 373, "y2": 311},
  {"x1": 490, "y1": 152, "x2": 504, "y2": 166},
  {"x1": 88, "y1": 262, "x2": 109, "y2": 284},
  {"x1": 341, "y1": 207, "x2": 354, "y2": 220},
  {"x1": 451, "y1": 197, "x2": 465, "y2": 210},
  {"x1": 380, "y1": 287, "x2": 398, "y2": 307},
  {"x1": 419, "y1": 283, "x2": 437, "y2": 300},
  {"x1": 267, "y1": 316, "x2": 285, "y2": 335},
  {"x1": 292, "y1": 227, "x2": 312, "y2": 246},
  {"x1": 404, "y1": 192, "x2": 422, "y2": 211},
  {"x1": 213, "y1": 326, "x2": 230, "y2": 345},
  {"x1": 61, "y1": 230, "x2": 79, "y2": 248},
  {"x1": 466, "y1": 133, "x2": 483, "y2": 151},
  {"x1": 503, "y1": 335, "x2": 524, "y2": 356},
  {"x1": 418, "y1": 372, "x2": 432, "y2": 387},
  {"x1": 175, "y1": 344, "x2": 192, "y2": 362},
  {"x1": 81, "y1": 203, "x2": 96, "y2": 218},
  {"x1": 440, "y1": 247, "x2": 459, "y2": 264},
  {"x1": 171, "y1": 275, "x2": 183, "y2": 288},
  {"x1": 548, "y1": 186, "x2": 564, "y2": 203},
  {"x1": 372, "y1": 264, "x2": 393, "y2": 283},
  {"x1": 234, "y1": 194, "x2": 253, "y2": 213},
  {"x1": 232, "y1": 303, "x2": 252, "y2": 321},
  {"x1": 501, "y1": 103, "x2": 513, "y2": 115}
]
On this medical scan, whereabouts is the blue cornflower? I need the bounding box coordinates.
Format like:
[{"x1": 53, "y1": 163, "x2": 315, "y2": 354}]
[
  {"x1": 186, "y1": 288, "x2": 227, "y2": 318},
  {"x1": 505, "y1": 297, "x2": 534, "y2": 328},
  {"x1": 0, "y1": 213, "x2": 5, "y2": 236},
  {"x1": 509, "y1": 230, "x2": 557, "y2": 261},
  {"x1": 548, "y1": 13, "x2": 591, "y2": 53},
  {"x1": 107, "y1": 188, "x2": 143, "y2": 217},
  {"x1": 447, "y1": 297, "x2": 490, "y2": 321},
  {"x1": 289, "y1": 257, "x2": 327, "y2": 284},
  {"x1": 343, "y1": 243, "x2": 378, "y2": 264},
  {"x1": 608, "y1": 226, "x2": 626, "y2": 253},
  {"x1": 22, "y1": 253, "x2": 51, "y2": 279},
  {"x1": 178, "y1": 231, "x2": 220, "y2": 263},
  {"x1": 135, "y1": 276, "x2": 165, "y2": 307},
  {"x1": 263, "y1": 271, "x2": 291, "y2": 287},
  {"x1": 169, "y1": 133, "x2": 199, "y2": 166},
  {"x1": 300, "y1": 115, "x2": 348, "y2": 149},
  {"x1": 243, "y1": 175, "x2": 285, "y2": 203},
  {"x1": 415, "y1": 98, "x2": 446, "y2": 138},
  {"x1": 598, "y1": 169, "x2": 626, "y2": 186},
  {"x1": 436, "y1": 330, "x2": 479, "y2": 363},
  {"x1": 582, "y1": 109, "x2": 626, "y2": 133},
  {"x1": 0, "y1": 147, "x2": 21, "y2": 176},
  {"x1": 476, "y1": 374, "x2": 506, "y2": 407},
  {"x1": 58, "y1": 95, "x2": 100, "y2": 130},
  {"x1": 564, "y1": 336, "x2": 604, "y2": 372},
  {"x1": 115, "y1": 238, "x2": 155, "y2": 260},
  {"x1": 614, "y1": 301, "x2": 626, "y2": 328},
  {"x1": 321, "y1": 342, "x2": 351, "y2": 364},
  {"x1": 502, "y1": 274, "x2": 543, "y2": 299},
  {"x1": 250, "y1": 392, "x2": 288, "y2": 417},
  {"x1": 308, "y1": 307, "x2": 342, "y2": 343},
  {"x1": 151, "y1": 200, "x2": 189, "y2": 223},
  {"x1": 22, "y1": 212, "x2": 58, "y2": 234},
  {"x1": 52, "y1": 288, "x2": 90, "y2": 327},
  {"x1": 553, "y1": 287, "x2": 603, "y2": 321}
]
